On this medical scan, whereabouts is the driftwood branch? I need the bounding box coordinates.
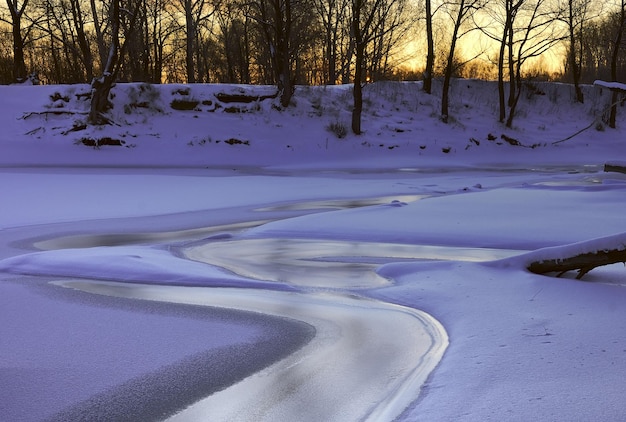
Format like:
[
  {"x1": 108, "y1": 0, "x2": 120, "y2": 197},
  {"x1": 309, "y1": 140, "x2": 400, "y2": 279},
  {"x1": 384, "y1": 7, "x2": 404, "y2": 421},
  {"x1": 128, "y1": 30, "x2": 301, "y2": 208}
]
[{"x1": 526, "y1": 233, "x2": 626, "y2": 280}]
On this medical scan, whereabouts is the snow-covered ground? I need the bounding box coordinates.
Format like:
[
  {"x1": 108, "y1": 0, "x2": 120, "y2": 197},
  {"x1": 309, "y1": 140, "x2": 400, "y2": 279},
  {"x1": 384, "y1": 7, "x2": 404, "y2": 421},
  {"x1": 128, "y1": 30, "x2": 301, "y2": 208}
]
[{"x1": 1, "y1": 79, "x2": 626, "y2": 421}]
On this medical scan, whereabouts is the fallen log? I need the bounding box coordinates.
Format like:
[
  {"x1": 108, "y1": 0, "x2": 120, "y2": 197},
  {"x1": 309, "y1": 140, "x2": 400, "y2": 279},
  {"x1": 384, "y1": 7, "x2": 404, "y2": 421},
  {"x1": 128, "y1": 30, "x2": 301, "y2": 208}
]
[
  {"x1": 604, "y1": 162, "x2": 626, "y2": 174},
  {"x1": 528, "y1": 249, "x2": 626, "y2": 279},
  {"x1": 525, "y1": 232, "x2": 626, "y2": 280}
]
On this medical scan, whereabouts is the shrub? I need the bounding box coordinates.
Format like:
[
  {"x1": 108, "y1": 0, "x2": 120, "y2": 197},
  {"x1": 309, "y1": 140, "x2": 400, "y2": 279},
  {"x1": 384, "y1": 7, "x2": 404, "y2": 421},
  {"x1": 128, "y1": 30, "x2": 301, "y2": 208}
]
[
  {"x1": 50, "y1": 92, "x2": 70, "y2": 103},
  {"x1": 125, "y1": 83, "x2": 162, "y2": 113},
  {"x1": 172, "y1": 87, "x2": 190, "y2": 96},
  {"x1": 327, "y1": 121, "x2": 348, "y2": 138}
]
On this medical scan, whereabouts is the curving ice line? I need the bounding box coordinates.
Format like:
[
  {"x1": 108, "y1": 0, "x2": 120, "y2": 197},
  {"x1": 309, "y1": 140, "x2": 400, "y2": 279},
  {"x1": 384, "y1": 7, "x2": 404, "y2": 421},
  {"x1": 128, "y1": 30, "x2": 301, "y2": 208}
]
[{"x1": 60, "y1": 280, "x2": 448, "y2": 421}]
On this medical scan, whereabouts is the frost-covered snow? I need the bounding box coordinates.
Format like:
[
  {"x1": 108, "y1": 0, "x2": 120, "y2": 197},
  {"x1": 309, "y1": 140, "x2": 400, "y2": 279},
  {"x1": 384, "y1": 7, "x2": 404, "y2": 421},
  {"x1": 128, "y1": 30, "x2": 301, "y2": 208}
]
[{"x1": 1, "y1": 80, "x2": 626, "y2": 421}]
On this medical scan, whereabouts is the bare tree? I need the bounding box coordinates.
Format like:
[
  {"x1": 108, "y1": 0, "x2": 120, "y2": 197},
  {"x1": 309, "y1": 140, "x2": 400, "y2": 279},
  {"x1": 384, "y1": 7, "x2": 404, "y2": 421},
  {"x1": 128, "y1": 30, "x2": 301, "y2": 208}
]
[
  {"x1": 146, "y1": 0, "x2": 175, "y2": 83},
  {"x1": 175, "y1": 0, "x2": 220, "y2": 83},
  {"x1": 476, "y1": 0, "x2": 563, "y2": 125},
  {"x1": 609, "y1": 0, "x2": 626, "y2": 128},
  {"x1": 440, "y1": 0, "x2": 484, "y2": 123},
  {"x1": 478, "y1": 0, "x2": 524, "y2": 122},
  {"x1": 312, "y1": 0, "x2": 350, "y2": 84},
  {"x1": 89, "y1": 0, "x2": 109, "y2": 72},
  {"x1": 351, "y1": 0, "x2": 407, "y2": 133},
  {"x1": 215, "y1": 1, "x2": 251, "y2": 83},
  {"x1": 559, "y1": 0, "x2": 598, "y2": 103},
  {"x1": 575, "y1": 6, "x2": 626, "y2": 83},
  {"x1": 121, "y1": 0, "x2": 149, "y2": 81},
  {"x1": 565, "y1": 0, "x2": 584, "y2": 102},
  {"x1": 34, "y1": 0, "x2": 94, "y2": 82},
  {"x1": 3, "y1": 0, "x2": 31, "y2": 81},
  {"x1": 351, "y1": 0, "x2": 380, "y2": 133},
  {"x1": 70, "y1": 0, "x2": 93, "y2": 81},
  {"x1": 367, "y1": 0, "x2": 411, "y2": 81},
  {"x1": 247, "y1": 0, "x2": 302, "y2": 106},
  {"x1": 89, "y1": 0, "x2": 140, "y2": 124},
  {"x1": 89, "y1": 0, "x2": 119, "y2": 124},
  {"x1": 504, "y1": 0, "x2": 563, "y2": 127},
  {"x1": 423, "y1": 0, "x2": 434, "y2": 93},
  {"x1": 499, "y1": 0, "x2": 522, "y2": 122}
]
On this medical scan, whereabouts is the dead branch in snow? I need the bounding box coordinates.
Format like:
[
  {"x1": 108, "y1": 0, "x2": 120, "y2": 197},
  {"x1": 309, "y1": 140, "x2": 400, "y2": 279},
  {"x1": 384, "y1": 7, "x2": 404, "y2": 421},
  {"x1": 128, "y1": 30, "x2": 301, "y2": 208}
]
[
  {"x1": 552, "y1": 93, "x2": 626, "y2": 145},
  {"x1": 20, "y1": 110, "x2": 88, "y2": 120},
  {"x1": 550, "y1": 119, "x2": 597, "y2": 145}
]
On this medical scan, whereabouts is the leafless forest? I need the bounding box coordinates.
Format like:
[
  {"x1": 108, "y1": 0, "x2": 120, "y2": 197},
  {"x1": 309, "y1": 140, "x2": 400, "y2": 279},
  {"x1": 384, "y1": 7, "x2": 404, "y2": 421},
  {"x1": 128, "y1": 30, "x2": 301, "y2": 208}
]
[{"x1": 1, "y1": 0, "x2": 625, "y2": 87}]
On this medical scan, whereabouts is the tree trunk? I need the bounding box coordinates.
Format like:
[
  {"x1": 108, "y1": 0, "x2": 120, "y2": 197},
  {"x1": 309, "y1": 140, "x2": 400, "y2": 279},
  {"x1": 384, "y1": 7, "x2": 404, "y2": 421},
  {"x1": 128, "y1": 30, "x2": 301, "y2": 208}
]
[
  {"x1": 327, "y1": 33, "x2": 337, "y2": 85},
  {"x1": 507, "y1": 20, "x2": 515, "y2": 108},
  {"x1": 90, "y1": 0, "x2": 108, "y2": 72},
  {"x1": 151, "y1": 1, "x2": 164, "y2": 83},
  {"x1": 70, "y1": 0, "x2": 93, "y2": 82},
  {"x1": 242, "y1": 16, "x2": 251, "y2": 84},
  {"x1": 498, "y1": 0, "x2": 512, "y2": 123},
  {"x1": 6, "y1": 0, "x2": 29, "y2": 82},
  {"x1": 609, "y1": 0, "x2": 625, "y2": 129},
  {"x1": 279, "y1": 0, "x2": 293, "y2": 107},
  {"x1": 505, "y1": 66, "x2": 522, "y2": 128},
  {"x1": 498, "y1": 24, "x2": 508, "y2": 122},
  {"x1": 441, "y1": 7, "x2": 462, "y2": 123},
  {"x1": 89, "y1": 74, "x2": 115, "y2": 124},
  {"x1": 89, "y1": 0, "x2": 119, "y2": 125},
  {"x1": 568, "y1": 0, "x2": 583, "y2": 103},
  {"x1": 351, "y1": 0, "x2": 363, "y2": 134},
  {"x1": 352, "y1": 43, "x2": 364, "y2": 134},
  {"x1": 423, "y1": 0, "x2": 434, "y2": 94},
  {"x1": 185, "y1": 0, "x2": 196, "y2": 83}
]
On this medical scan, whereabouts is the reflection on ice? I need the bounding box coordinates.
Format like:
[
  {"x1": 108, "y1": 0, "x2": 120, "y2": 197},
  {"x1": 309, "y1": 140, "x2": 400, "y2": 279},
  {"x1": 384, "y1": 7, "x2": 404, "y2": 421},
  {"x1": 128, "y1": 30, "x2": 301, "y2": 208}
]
[
  {"x1": 58, "y1": 280, "x2": 447, "y2": 422},
  {"x1": 185, "y1": 238, "x2": 521, "y2": 289},
  {"x1": 255, "y1": 194, "x2": 426, "y2": 212},
  {"x1": 34, "y1": 221, "x2": 265, "y2": 250}
]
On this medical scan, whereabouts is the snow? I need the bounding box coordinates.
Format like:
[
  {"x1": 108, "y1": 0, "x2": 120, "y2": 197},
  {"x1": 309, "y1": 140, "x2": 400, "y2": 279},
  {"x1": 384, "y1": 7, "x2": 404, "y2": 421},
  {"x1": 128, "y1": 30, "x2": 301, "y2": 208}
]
[
  {"x1": 594, "y1": 79, "x2": 626, "y2": 91},
  {"x1": 1, "y1": 79, "x2": 626, "y2": 421},
  {"x1": 514, "y1": 231, "x2": 626, "y2": 267},
  {"x1": 241, "y1": 184, "x2": 626, "y2": 249}
]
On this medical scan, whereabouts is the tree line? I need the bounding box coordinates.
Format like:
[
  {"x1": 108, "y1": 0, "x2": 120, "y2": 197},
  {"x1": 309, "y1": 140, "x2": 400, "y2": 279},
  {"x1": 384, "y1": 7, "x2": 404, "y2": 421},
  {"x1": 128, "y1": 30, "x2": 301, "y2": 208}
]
[
  {"x1": 1, "y1": 0, "x2": 626, "y2": 129},
  {"x1": 0, "y1": 0, "x2": 412, "y2": 87}
]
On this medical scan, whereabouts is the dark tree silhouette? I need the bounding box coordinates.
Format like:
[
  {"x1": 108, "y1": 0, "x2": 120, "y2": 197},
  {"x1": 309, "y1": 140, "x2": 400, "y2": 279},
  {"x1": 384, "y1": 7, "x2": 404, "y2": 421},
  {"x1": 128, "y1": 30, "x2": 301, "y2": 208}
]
[{"x1": 4, "y1": 0, "x2": 29, "y2": 82}]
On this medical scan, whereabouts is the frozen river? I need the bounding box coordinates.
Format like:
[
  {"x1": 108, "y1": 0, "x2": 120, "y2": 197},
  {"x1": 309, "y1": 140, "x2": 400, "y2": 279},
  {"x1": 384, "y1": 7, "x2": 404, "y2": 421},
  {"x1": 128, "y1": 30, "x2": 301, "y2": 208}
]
[
  {"x1": 0, "y1": 167, "x2": 458, "y2": 420},
  {"x1": 0, "y1": 165, "x2": 611, "y2": 420}
]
